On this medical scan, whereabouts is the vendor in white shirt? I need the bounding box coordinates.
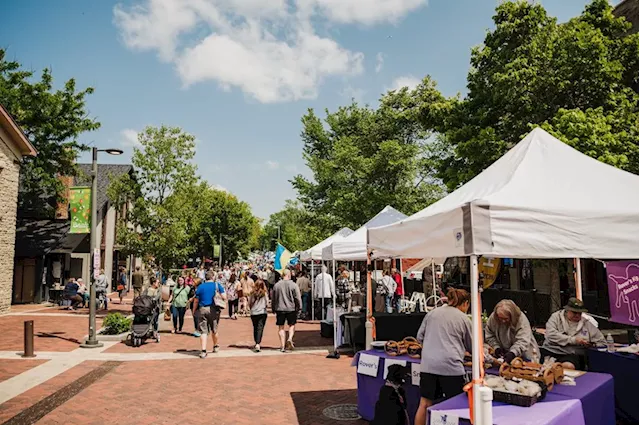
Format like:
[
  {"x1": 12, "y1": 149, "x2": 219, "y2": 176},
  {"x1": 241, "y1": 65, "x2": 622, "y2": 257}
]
[
  {"x1": 541, "y1": 297, "x2": 605, "y2": 370},
  {"x1": 314, "y1": 265, "x2": 334, "y2": 320}
]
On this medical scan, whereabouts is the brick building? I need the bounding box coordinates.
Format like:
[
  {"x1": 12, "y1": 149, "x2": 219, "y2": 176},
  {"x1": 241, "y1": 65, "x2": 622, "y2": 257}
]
[{"x1": 0, "y1": 105, "x2": 37, "y2": 314}]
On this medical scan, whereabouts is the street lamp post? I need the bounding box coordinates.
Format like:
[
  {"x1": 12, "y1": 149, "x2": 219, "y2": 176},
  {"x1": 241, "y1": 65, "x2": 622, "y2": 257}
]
[{"x1": 81, "y1": 147, "x2": 123, "y2": 348}]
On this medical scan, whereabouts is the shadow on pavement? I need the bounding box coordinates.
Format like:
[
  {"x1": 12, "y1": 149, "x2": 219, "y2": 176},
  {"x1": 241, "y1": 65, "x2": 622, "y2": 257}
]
[
  {"x1": 290, "y1": 389, "x2": 365, "y2": 425},
  {"x1": 35, "y1": 332, "x2": 81, "y2": 345}
]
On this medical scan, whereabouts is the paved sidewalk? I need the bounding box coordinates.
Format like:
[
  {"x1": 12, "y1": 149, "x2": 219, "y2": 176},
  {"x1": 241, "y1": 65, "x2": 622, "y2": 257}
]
[
  {"x1": 0, "y1": 299, "x2": 362, "y2": 425},
  {"x1": 0, "y1": 354, "x2": 364, "y2": 425},
  {"x1": 105, "y1": 312, "x2": 333, "y2": 353}
]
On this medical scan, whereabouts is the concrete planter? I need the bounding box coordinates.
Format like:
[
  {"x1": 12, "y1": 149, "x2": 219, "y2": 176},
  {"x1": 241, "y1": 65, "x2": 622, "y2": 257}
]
[{"x1": 96, "y1": 329, "x2": 130, "y2": 342}]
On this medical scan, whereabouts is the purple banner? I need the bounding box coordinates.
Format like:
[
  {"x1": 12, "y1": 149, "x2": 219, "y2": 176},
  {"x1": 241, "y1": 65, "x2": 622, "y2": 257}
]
[{"x1": 606, "y1": 260, "x2": 639, "y2": 326}]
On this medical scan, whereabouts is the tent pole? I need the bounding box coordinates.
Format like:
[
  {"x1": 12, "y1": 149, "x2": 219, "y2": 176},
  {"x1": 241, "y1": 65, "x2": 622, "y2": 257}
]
[
  {"x1": 399, "y1": 258, "x2": 404, "y2": 301},
  {"x1": 321, "y1": 261, "x2": 325, "y2": 321},
  {"x1": 470, "y1": 254, "x2": 492, "y2": 425},
  {"x1": 432, "y1": 259, "x2": 437, "y2": 303},
  {"x1": 333, "y1": 258, "x2": 337, "y2": 351},
  {"x1": 311, "y1": 259, "x2": 315, "y2": 321},
  {"x1": 365, "y1": 249, "x2": 373, "y2": 349},
  {"x1": 574, "y1": 258, "x2": 583, "y2": 301}
]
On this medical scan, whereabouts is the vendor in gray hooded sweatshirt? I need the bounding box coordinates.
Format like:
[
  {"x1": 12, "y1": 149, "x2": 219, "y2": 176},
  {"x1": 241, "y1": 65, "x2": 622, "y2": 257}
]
[{"x1": 414, "y1": 288, "x2": 472, "y2": 425}]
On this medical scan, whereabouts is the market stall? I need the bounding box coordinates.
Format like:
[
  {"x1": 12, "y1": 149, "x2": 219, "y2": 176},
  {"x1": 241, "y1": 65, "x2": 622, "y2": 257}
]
[
  {"x1": 299, "y1": 227, "x2": 353, "y2": 320},
  {"x1": 322, "y1": 206, "x2": 408, "y2": 352},
  {"x1": 366, "y1": 127, "x2": 639, "y2": 424},
  {"x1": 354, "y1": 348, "x2": 615, "y2": 425}
]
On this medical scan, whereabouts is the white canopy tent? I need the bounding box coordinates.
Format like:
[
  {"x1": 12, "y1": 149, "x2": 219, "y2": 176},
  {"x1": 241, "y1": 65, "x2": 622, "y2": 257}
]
[
  {"x1": 322, "y1": 206, "x2": 407, "y2": 261},
  {"x1": 299, "y1": 227, "x2": 354, "y2": 262},
  {"x1": 369, "y1": 127, "x2": 639, "y2": 260},
  {"x1": 299, "y1": 227, "x2": 353, "y2": 321},
  {"x1": 368, "y1": 127, "x2": 640, "y2": 425}
]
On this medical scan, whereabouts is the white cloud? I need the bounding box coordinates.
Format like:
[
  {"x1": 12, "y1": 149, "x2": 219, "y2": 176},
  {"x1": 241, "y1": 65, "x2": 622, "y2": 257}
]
[
  {"x1": 266, "y1": 160, "x2": 280, "y2": 170},
  {"x1": 210, "y1": 183, "x2": 228, "y2": 192},
  {"x1": 120, "y1": 128, "x2": 141, "y2": 147},
  {"x1": 388, "y1": 75, "x2": 421, "y2": 92},
  {"x1": 113, "y1": 0, "x2": 427, "y2": 103},
  {"x1": 375, "y1": 52, "x2": 384, "y2": 73}
]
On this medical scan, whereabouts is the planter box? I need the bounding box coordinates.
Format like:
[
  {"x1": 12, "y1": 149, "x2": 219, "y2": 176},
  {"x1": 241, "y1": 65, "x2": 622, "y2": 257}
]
[{"x1": 96, "y1": 330, "x2": 130, "y2": 342}]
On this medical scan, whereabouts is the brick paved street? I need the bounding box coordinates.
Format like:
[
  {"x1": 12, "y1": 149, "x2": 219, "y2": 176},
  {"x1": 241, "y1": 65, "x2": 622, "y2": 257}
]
[
  {"x1": 106, "y1": 313, "x2": 332, "y2": 353},
  {"x1": 0, "y1": 314, "x2": 103, "y2": 352},
  {"x1": 0, "y1": 303, "x2": 364, "y2": 425}
]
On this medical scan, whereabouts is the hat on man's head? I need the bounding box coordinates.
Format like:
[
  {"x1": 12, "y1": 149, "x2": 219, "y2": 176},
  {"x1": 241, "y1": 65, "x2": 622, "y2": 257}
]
[{"x1": 564, "y1": 297, "x2": 588, "y2": 313}]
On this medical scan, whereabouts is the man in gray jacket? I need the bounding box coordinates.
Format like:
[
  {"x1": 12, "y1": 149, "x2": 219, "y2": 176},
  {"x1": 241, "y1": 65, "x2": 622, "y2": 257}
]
[
  {"x1": 541, "y1": 297, "x2": 605, "y2": 370},
  {"x1": 272, "y1": 269, "x2": 302, "y2": 352}
]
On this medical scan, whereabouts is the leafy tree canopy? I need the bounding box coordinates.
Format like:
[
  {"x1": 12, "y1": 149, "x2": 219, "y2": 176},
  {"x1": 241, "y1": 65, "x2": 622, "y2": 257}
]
[
  {"x1": 292, "y1": 90, "x2": 446, "y2": 232},
  {"x1": 260, "y1": 200, "x2": 332, "y2": 252},
  {"x1": 109, "y1": 126, "x2": 259, "y2": 268},
  {"x1": 0, "y1": 49, "x2": 100, "y2": 216},
  {"x1": 420, "y1": 0, "x2": 638, "y2": 190}
]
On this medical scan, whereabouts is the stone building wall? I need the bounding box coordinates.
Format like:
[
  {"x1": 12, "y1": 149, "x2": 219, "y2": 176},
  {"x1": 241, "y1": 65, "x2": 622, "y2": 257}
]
[{"x1": 0, "y1": 126, "x2": 22, "y2": 314}]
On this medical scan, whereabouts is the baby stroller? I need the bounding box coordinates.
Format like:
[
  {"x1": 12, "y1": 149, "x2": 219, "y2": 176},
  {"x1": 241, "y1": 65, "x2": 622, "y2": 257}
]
[{"x1": 130, "y1": 295, "x2": 160, "y2": 347}]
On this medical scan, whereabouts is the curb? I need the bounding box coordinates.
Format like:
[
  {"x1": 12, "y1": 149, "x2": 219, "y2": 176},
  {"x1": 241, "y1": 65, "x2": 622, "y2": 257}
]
[{"x1": 96, "y1": 331, "x2": 130, "y2": 342}]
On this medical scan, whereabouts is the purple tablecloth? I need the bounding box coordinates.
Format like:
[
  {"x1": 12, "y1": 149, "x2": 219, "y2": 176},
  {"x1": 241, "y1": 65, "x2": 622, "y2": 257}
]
[
  {"x1": 429, "y1": 392, "x2": 585, "y2": 425},
  {"x1": 354, "y1": 350, "x2": 615, "y2": 425},
  {"x1": 353, "y1": 350, "x2": 422, "y2": 423},
  {"x1": 547, "y1": 371, "x2": 615, "y2": 425},
  {"x1": 587, "y1": 348, "x2": 638, "y2": 423}
]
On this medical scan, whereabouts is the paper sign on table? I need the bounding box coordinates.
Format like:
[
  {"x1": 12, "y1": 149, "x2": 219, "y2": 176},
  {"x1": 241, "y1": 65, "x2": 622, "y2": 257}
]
[
  {"x1": 383, "y1": 358, "x2": 407, "y2": 379},
  {"x1": 430, "y1": 412, "x2": 459, "y2": 425},
  {"x1": 357, "y1": 353, "x2": 380, "y2": 377},
  {"x1": 411, "y1": 362, "x2": 421, "y2": 386}
]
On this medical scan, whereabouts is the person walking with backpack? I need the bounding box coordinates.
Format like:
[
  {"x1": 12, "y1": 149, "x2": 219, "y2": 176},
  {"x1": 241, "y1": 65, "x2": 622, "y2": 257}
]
[
  {"x1": 193, "y1": 271, "x2": 227, "y2": 358},
  {"x1": 169, "y1": 276, "x2": 189, "y2": 333}
]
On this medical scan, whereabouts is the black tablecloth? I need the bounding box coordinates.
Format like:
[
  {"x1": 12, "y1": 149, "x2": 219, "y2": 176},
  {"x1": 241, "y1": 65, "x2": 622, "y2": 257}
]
[
  {"x1": 587, "y1": 348, "x2": 639, "y2": 423},
  {"x1": 340, "y1": 312, "x2": 426, "y2": 351}
]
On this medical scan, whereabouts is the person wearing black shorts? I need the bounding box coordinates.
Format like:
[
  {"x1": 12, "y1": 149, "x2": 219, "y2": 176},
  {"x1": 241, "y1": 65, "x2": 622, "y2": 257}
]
[
  {"x1": 272, "y1": 269, "x2": 302, "y2": 352},
  {"x1": 414, "y1": 288, "x2": 473, "y2": 425}
]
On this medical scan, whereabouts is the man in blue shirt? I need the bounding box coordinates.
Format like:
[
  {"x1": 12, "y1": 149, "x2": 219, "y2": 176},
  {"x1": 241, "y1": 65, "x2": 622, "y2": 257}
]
[{"x1": 193, "y1": 271, "x2": 226, "y2": 358}]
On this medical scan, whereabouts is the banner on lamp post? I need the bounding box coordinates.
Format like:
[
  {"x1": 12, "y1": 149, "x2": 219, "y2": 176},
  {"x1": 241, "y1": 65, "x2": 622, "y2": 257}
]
[
  {"x1": 69, "y1": 186, "x2": 91, "y2": 234},
  {"x1": 93, "y1": 248, "x2": 101, "y2": 280},
  {"x1": 606, "y1": 260, "x2": 639, "y2": 326}
]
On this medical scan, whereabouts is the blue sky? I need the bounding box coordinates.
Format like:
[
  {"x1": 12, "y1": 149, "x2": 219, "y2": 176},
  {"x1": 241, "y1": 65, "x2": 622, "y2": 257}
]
[{"x1": 1, "y1": 0, "x2": 595, "y2": 219}]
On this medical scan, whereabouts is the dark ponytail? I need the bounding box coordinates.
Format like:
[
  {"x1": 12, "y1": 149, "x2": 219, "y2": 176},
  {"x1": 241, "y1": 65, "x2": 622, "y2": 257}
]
[{"x1": 447, "y1": 288, "x2": 470, "y2": 308}]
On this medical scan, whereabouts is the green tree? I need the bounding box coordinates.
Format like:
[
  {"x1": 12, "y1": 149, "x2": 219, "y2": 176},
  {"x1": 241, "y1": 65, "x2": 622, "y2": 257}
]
[
  {"x1": 292, "y1": 94, "x2": 445, "y2": 231},
  {"x1": 420, "y1": 0, "x2": 638, "y2": 190},
  {"x1": 0, "y1": 49, "x2": 100, "y2": 216},
  {"x1": 187, "y1": 183, "x2": 260, "y2": 263},
  {"x1": 108, "y1": 126, "x2": 198, "y2": 270},
  {"x1": 260, "y1": 200, "x2": 331, "y2": 251}
]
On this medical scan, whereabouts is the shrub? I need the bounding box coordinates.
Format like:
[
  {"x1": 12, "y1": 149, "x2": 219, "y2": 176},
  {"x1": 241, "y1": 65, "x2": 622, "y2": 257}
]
[{"x1": 102, "y1": 312, "x2": 132, "y2": 335}]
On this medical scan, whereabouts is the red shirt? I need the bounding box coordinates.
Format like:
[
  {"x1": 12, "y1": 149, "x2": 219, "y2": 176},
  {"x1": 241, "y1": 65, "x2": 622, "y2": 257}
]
[{"x1": 392, "y1": 273, "x2": 403, "y2": 295}]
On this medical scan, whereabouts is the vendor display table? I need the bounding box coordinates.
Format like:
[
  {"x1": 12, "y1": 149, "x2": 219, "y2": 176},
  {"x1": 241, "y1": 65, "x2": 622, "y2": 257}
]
[
  {"x1": 354, "y1": 350, "x2": 615, "y2": 425},
  {"x1": 342, "y1": 312, "x2": 426, "y2": 351},
  {"x1": 429, "y1": 392, "x2": 585, "y2": 425},
  {"x1": 587, "y1": 348, "x2": 638, "y2": 423},
  {"x1": 353, "y1": 350, "x2": 421, "y2": 423}
]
